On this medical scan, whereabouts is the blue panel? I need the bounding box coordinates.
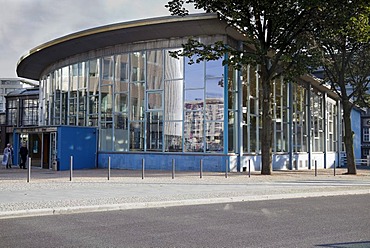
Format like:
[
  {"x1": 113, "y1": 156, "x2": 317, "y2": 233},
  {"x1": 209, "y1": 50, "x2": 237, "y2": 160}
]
[
  {"x1": 351, "y1": 109, "x2": 362, "y2": 159},
  {"x1": 57, "y1": 126, "x2": 97, "y2": 170},
  {"x1": 98, "y1": 153, "x2": 228, "y2": 172}
]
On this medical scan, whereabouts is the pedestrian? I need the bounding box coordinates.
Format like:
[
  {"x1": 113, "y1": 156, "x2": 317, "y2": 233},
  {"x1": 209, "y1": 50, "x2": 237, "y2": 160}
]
[
  {"x1": 19, "y1": 143, "x2": 28, "y2": 169},
  {"x1": 2, "y1": 143, "x2": 13, "y2": 169}
]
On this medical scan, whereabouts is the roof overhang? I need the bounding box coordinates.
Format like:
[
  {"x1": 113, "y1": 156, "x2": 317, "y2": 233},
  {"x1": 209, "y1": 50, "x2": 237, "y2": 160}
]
[{"x1": 17, "y1": 13, "x2": 246, "y2": 80}]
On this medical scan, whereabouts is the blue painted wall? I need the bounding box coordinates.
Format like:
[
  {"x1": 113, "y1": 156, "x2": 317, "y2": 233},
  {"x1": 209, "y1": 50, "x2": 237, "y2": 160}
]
[
  {"x1": 58, "y1": 126, "x2": 98, "y2": 170},
  {"x1": 351, "y1": 108, "x2": 362, "y2": 159},
  {"x1": 98, "y1": 153, "x2": 229, "y2": 172}
]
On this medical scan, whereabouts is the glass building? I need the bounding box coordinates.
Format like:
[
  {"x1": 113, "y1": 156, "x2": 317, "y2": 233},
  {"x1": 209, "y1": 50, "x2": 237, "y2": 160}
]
[{"x1": 16, "y1": 13, "x2": 342, "y2": 171}]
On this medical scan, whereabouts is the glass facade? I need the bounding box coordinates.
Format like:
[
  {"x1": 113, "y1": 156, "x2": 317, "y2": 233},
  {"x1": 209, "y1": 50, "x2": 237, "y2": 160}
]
[{"x1": 39, "y1": 39, "x2": 338, "y2": 162}]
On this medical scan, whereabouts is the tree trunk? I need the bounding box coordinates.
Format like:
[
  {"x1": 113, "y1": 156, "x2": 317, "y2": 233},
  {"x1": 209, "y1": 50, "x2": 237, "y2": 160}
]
[
  {"x1": 260, "y1": 75, "x2": 273, "y2": 175},
  {"x1": 342, "y1": 100, "x2": 357, "y2": 175}
]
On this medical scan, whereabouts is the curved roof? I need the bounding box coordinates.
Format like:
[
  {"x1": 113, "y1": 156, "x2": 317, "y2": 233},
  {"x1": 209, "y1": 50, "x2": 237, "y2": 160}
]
[{"x1": 17, "y1": 13, "x2": 245, "y2": 81}]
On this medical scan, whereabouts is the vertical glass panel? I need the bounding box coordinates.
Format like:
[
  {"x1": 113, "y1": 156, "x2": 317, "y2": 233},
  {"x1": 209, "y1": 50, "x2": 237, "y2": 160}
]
[
  {"x1": 164, "y1": 80, "x2": 183, "y2": 121},
  {"x1": 114, "y1": 113, "x2": 129, "y2": 152},
  {"x1": 130, "y1": 82, "x2": 145, "y2": 120},
  {"x1": 165, "y1": 49, "x2": 184, "y2": 80},
  {"x1": 101, "y1": 85, "x2": 113, "y2": 114},
  {"x1": 205, "y1": 60, "x2": 224, "y2": 122},
  {"x1": 131, "y1": 52, "x2": 145, "y2": 82},
  {"x1": 115, "y1": 93, "x2": 128, "y2": 113},
  {"x1": 147, "y1": 50, "x2": 163, "y2": 90},
  {"x1": 89, "y1": 59, "x2": 100, "y2": 94},
  {"x1": 249, "y1": 115, "x2": 257, "y2": 152},
  {"x1": 89, "y1": 96, "x2": 99, "y2": 115},
  {"x1": 130, "y1": 121, "x2": 144, "y2": 151},
  {"x1": 147, "y1": 111, "x2": 163, "y2": 151},
  {"x1": 184, "y1": 111, "x2": 204, "y2": 152},
  {"x1": 78, "y1": 92, "x2": 87, "y2": 126},
  {"x1": 147, "y1": 92, "x2": 162, "y2": 110},
  {"x1": 103, "y1": 56, "x2": 114, "y2": 81},
  {"x1": 185, "y1": 57, "x2": 204, "y2": 89},
  {"x1": 164, "y1": 121, "x2": 183, "y2": 152},
  {"x1": 205, "y1": 99, "x2": 224, "y2": 121},
  {"x1": 115, "y1": 80, "x2": 128, "y2": 93},
  {"x1": 116, "y1": 53, "x2": 129, "y2": 82},
  {"x1": 70, "y1": 64, "x2": 78, "y2": 91},
  {"x1": 206, "y1": 121, "x2": 224, "y2": 152},
  {"x1": 185, "y1": 90, "x2": 204, "y2": 110},
  {"x1": 100, "y1": 125, "x2": 113, "y2": 151}
]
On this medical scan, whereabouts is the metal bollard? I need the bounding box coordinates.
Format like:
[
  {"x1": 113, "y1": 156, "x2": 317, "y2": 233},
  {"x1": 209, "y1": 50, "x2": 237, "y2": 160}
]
[
  {"x1": 200, "y1": 159, "x2": 203, "y2": 179},
  {"x1": 108, "y1": 156, "x2": 111, "y2": 180},
  {"x1": 70, "y1": 156, "x2": 73, "y2": 181},
  {"x1": 172, "y1": 159, "x2": 175, "y2": 179},
  {"x1": 248, "y1": 159, "x2": 251, "y2": 178},
  {"x1": 142, "y1": 158, "x2": 145, "y2": 179},
  {"x1": 27, "y1": 158, "x2": 31, "y2": 183},
  {"x1": 315, "y1": 160, "x2": 317, "y2": 177}
]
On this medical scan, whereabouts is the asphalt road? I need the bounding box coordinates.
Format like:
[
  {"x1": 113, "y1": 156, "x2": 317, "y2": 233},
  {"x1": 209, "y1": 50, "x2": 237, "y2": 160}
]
[{"x1": 1, "y1": 194, "x2": 369, "y2": 248}]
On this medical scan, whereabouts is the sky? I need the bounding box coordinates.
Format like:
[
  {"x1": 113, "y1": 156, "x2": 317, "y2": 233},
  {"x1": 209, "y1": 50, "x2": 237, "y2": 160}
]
[{"x1": 0, "y1": 0, "x2": 200, "y2": 79}]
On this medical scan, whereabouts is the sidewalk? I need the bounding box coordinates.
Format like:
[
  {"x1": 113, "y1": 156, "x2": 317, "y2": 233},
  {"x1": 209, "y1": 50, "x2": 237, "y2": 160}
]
[{"x1": 1, "y1": 166, "x2": 370, "y2": 219}]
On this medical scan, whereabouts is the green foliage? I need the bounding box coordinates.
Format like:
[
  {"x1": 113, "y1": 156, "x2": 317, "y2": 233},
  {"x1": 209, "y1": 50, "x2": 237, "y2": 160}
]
[
  {"x1": 314, "y1": 0, "x2": 370, "y2": 108},
  {"x1": 166, "y1": 0, "x2": 323, "y2": 81}
]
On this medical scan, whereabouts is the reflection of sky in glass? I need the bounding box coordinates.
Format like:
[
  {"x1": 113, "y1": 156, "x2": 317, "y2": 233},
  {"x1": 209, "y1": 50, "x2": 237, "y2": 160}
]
[
  {"x1": 184, "y1": 57, "x2": 224, "y2": 101},
  {"x1": 206, "y1": 59, "x2": 223, "y2": 99},
  {"x1": 185, "y1": 57, "x2": 204, "y2": 89}
]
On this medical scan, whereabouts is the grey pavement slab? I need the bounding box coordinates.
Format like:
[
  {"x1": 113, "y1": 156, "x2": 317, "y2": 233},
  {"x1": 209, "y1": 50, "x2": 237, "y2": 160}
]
[{"x1": 1, "y1": 166, "x2": 370, "y2": 219}]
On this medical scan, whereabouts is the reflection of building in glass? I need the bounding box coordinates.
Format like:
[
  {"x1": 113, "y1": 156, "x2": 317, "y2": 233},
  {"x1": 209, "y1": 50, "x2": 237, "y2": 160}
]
[
  {"x1": 0, "y1": 78, "x2": 25, "y2": 113},
  {"x1": 16, "y1": 13, "x2": 347, "y2": 172},
  {"x1": 1, "y1": 88, "x2": 39, "y2": 152}
]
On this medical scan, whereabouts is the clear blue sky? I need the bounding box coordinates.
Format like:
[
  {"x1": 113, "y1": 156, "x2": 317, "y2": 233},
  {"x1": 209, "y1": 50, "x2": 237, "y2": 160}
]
[{"x1": 0, "y1": 0, "x2": 200, "y2": 79}]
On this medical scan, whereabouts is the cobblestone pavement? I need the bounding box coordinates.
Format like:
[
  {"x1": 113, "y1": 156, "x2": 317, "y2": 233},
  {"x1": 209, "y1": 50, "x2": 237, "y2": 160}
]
[{"x1": 1, "y1": 166, "x2": 370, "y2": 219}]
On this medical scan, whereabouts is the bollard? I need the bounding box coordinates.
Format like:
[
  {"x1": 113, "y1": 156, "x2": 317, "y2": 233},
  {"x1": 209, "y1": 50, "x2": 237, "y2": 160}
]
[
  {"x1": 248, "y1": 159, "x2": 251, "y2": 178},
  {"x1": 70, "y1": 156, "x2": 73, "y2": 181},
  {"x1": 142, "y1": 158, "x2": 145, "y2": 179},
  {"x1": 27, "y1": 158, "x2": 31, "y2": 183},
  {"x1": 172, "y1": 159, "x2": 175, "y2": 179},
  {"x1": 200, "y1": 159, "x2": 203, "y2": 179},
  {"x1": 225, "y1": 159, "x2": 228, "y2": 178},
  {"x1": 315, "y1": 160, "x2": 317, "y2": 177},
  {"x1": 108, "y1": 156, "x2": 111, "y2": 180}
]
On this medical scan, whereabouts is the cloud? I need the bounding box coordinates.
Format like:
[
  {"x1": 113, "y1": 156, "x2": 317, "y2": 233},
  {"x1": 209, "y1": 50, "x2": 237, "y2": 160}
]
[{"x1": 0, "y1": 0, "x2": 177, "y2": 78}]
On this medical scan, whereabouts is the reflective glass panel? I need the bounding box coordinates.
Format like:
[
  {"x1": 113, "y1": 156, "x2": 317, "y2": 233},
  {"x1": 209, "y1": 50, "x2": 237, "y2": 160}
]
[
  {"x1": 165, "y1": 49, "x2": 184, "y2": 80},
  {"x1": 130, "y1": 82, "x2": 145, "y2": 120},
  {"x1": 184, "y1": 111, "x2": 204, "y2": 152},
  {"x1": 147, "y1": 50, "x2": 163, "y2": 90},
  {"x1": 130, "y1": 121, "x2": 144, "y2": 151},
  {"x1": 131, "y1": 52, "x2": 145, "y2": 82},
  {"x1": 147, "y1": 92, "x2": 162, "y2": 110},
  {"x1": 164, "y1": 121, "x2": 183, "y2": 152},
  {"x1": 147, "y1": 111, "x2": 163, "y2": 151},
  {"x1": 164, "y1": 80, "x2": 183, "y2": 121},
  {"x1": 185, "y1": 57, "x2": 204, "y2": 89}
]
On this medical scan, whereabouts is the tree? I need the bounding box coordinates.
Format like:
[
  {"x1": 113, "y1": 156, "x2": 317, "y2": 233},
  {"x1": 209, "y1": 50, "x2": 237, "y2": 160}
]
[
  {"x1": 166, "y1": 0, "x2": 322, "y2": 174},
  {"x1": 314, "y1": 1, "x2": 370, "y2": 174}
]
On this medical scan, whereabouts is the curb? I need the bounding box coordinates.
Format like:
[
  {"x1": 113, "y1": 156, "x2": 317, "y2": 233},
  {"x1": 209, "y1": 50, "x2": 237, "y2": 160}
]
[{"x1": 1, "y1": 189, "x2": 369, "y2": 220}]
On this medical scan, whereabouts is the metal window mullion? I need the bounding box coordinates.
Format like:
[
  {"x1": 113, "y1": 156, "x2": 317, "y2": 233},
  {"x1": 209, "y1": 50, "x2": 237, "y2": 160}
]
[
  {"x1": 307, "y1": 85, "x2": 312, "y2": 169},
  {"x1": 256, "y1": 65, "x2": 260, "y2": 153},
  {"x1": 272, "y1": 78, "x2": 276, "y2": 153},
  {"x1": 288, "y1": 81, "x2": 293, "y2": 170},
  {"x1": 246, "y1": 65, "x2": 251, "y2": 153}
]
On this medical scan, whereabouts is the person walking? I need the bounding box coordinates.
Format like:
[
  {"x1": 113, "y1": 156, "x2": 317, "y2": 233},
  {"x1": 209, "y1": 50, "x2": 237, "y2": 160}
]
[
  {"x1": 19, "y1": 143, "x2": 28, "y2": 169},
  {"x1": 2, "y1": 143, "x2": 13, "y2": 169}
]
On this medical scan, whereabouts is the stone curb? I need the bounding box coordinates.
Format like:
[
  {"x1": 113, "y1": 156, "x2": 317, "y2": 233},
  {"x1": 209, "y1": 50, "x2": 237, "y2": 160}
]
[{"x1": 1, "y1": 189, "x2": 369, "y2": 220}]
